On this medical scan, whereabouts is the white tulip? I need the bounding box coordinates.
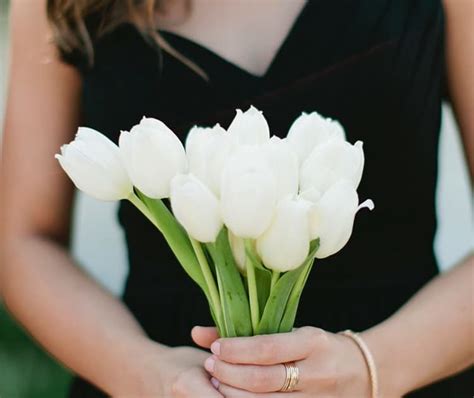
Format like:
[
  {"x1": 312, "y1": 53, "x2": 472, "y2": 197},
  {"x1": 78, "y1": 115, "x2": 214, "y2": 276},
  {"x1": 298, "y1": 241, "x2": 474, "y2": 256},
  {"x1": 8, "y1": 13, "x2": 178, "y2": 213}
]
[
  {"x1": 221, "y1": 147, "x2": 277, "y2": 238},
  {"x1": 55, "y1": 127, "x2": 133, "y2": 201},
  {"x1": 256, "y1": 197, "x2": 312, "y2": 272},
  {"x1": 287, "y1": 112, "x2": 346, "y2": 165},
  {"x1": 119, "y1": 117, "x2": 187, "y2": 199},
  {"x1": 170, "y1": 174, "x2": 222, "y2": 243},
  {"x1": 309, "y1": 180, "x2": 374, "y2": 259},
  {"x1": 227, "y1": 105, "x2": 270, "y2": 146},
  {"x1": 300, "y1": 139, "x2": 365, "y2": 194},
  {"x1": 299, "y1": 187, "x2": 322, "y2": 203},
  {"x1": 185, "y1": 124, "x2": 234, "y2": 196},
  {"x1": 228, "y1": 229, "x2": 247, "y2": 274},
  {"x1": 262, "y1": 137, "x2": 299, "y2": 201}
]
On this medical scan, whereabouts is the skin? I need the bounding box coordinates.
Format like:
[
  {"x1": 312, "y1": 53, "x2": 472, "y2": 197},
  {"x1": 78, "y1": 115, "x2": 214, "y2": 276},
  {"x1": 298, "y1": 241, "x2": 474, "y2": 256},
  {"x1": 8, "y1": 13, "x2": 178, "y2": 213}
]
[{"x1": 0, "y1": 1, "x2": 472, "y2": 397}]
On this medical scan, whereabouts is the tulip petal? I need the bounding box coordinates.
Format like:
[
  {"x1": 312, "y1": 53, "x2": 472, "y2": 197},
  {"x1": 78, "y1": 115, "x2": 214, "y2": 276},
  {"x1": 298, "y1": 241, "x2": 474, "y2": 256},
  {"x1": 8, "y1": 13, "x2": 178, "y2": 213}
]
[
  {"x1": 263, "y1": 137, "x2": 299, "y2": 201},
  {"x1": 227, "y1": 106, "x2": 270, "y2": 146},
  {"x1": 287, "y1": 112, "x2": 346, "y2": 164},
  {"x1": 119, "y1": 117, "x2": 187, "y2": 199},
  {"x1": 309, "y1": 180, "x2": 359, "y2": 259},
  {"x1": 170, "y1": 174, "x2": 222, "y2": 242},
  {"x1": 300, "y1": 139, "x2": 365, "y2": 194},
  {"x1": 358, "y1": 199, "x2": 375, "y2": 212},
  {"x1": 228, "y1": 229, "x2": 247, "y2": 274},
  {"x1": 186, "y1": 126, "x2": 209, "y2": 180},
  {"x1": 56, "y1": 127, "x2": 132, "y2": 201},
  {"x1": 256, "y1": 197, "x2": 312, "y2": 272},
  {"x1": 185, "y1": 124, "x2": 234, "y2": 196},
  {"x1": 220, "y1": 147, "x2": 277, "y2": 238}
]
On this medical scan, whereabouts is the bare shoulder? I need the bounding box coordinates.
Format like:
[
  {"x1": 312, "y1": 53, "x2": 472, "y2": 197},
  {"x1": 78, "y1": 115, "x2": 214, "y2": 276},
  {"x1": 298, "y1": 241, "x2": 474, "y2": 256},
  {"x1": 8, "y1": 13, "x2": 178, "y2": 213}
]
[
  {"x1": 9, "y1": 0, "x2": 79, "y2": 75},
  {"x1": 2, "y1": 1, "x2": 82, "y2": 242},
  {"x1": 442, "y1": 0, "x2": 474, "y2": 182},
  {"x1": 442, "y1": 0, "x2": 474, "y2": 20},
  {"x1": 442, "y1": 0, "x2": 474, "y2": 10}
]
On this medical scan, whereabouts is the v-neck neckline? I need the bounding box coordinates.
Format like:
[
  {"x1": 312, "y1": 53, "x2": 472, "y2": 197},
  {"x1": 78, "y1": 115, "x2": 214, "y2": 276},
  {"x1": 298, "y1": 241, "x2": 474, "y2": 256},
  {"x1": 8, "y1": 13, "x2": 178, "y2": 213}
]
[{"x1": 159, "y1": 1, "x2": 310, "y2": 80}]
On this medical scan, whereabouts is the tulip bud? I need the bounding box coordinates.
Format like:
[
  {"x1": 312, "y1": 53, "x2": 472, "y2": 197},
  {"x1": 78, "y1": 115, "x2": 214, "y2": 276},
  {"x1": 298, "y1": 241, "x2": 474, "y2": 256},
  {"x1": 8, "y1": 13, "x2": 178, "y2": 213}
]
[
  {"x1": 300, "y1": 139, "x2": 364, "y2": 194},
  {"x1": 185, "y1": 124, "x2": 234, "y2": 196},
  {"x1": 262, "y1": 137, "x2": 299, "y2": 201},
  {"x1": 228, "y1": 229, "x2": 247, "y2": 274},
  {"x1": 256, "y1": 197, "x2": 312, "y2": 272},
  {"x1": 170, "y1": 174, "x2": 223, "y2": 243},
  {"x1": 227, "y1": 106, "x2": 270, "y2": 146},
  {"x1": 308, "y1": 180, "x2": 374, "y2": 259},
  {"x1": 119, "y1": 117, "x2": 187, "y2": 199},
  {"x1": 287, "y1": 112, "x2": 346, "y2": 165},
  {"x1": 55, "y1": 127, "x2": 133, "y2": 201},
  {"x1": 221, "y1": 147, "x2": 277, "y2": 238}
]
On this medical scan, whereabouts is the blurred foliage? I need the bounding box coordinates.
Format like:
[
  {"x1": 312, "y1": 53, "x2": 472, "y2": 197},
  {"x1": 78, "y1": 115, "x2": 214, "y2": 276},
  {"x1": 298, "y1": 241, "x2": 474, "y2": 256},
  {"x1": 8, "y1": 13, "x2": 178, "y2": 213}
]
[
  {"x1": 0, "y1": 0, "x2": 8, "y2": 12},
  {"x1": 0, "y1": 303, "x2": 71, "y2": 398}
]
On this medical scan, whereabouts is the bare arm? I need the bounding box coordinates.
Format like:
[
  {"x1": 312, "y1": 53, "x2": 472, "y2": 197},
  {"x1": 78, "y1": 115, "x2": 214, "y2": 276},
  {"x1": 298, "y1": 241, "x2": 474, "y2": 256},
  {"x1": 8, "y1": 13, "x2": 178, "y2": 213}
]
[
  {"x1": 0, "y1": 2, "x2": 221, "y2": 397},
  {"x1": 362, "y1": 0, "x2": 474, "y2": 395},
  {"x1": 444, "y1": 0, "x2": 474, "y2": 181},
  {"x1": 363, "y1": 256, "x2": 473, "y2": 396},
  {"x1": 0, "y1": 1, "x2": 164, "y2": 394}
]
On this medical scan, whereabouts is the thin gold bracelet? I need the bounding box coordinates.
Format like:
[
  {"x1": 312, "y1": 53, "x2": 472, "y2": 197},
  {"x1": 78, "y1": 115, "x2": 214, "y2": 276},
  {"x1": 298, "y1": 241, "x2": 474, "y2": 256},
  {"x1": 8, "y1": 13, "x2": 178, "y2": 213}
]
[{"x1": 339, "y1": 329, "x2": 379, "y2": 398}]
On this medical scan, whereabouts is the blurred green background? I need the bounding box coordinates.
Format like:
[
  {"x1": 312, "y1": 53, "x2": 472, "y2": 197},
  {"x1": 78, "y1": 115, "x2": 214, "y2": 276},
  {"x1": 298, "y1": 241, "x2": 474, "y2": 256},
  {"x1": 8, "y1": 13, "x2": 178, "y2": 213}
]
[{"x1": 0, "y1": 305, "x2": 71, "y2": 397}]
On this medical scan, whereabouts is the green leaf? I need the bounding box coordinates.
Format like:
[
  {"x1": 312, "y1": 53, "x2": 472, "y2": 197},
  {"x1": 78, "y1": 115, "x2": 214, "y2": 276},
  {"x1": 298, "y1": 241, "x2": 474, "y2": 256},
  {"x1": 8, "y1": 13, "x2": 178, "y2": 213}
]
[
  {"x1": 137, "y1": 193, "x2": 210, "y2": 299},
  {"x1": 279, "y1": 239, "x2": 320, "y2": 333},
  {"x1": 254, "y1": 268, "x2": 271, "y2": 318},
  {"x1": 257, "y1": 266, "x2": 305, "y2": 335},
  {"x1": 206, "y1": 229, "x2": 253, "y2": 337},
  {"x1": 206, "y1": 243, "x2": 234, "y2": 337},
  {"x1": 132, "y1": 192, "x2": 226, "y2": 333},
  {"x1": 209, "y1": 304, "x2": 224, "y2": 337},
  {"x1": 258, "y1": 239, "x2": 320, "y2": 335}
]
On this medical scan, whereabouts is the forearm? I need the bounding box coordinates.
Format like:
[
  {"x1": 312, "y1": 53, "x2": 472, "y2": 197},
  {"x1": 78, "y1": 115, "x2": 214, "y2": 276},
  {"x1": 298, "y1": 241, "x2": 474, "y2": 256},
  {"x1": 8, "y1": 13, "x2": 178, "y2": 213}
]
[
  {"x1": 362, "y1": 255, "x2": 474, "y2": 396},
  {"x1": 1, "y1": 234, "x2": 167, "y2": 395}
]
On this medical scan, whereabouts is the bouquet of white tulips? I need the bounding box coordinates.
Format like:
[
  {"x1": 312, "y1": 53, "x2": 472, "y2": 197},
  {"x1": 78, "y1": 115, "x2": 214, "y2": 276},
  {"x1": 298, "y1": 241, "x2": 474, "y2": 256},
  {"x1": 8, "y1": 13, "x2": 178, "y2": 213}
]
[{"x1": 56, "y1": 106, "x2": 373, "y2": 337}]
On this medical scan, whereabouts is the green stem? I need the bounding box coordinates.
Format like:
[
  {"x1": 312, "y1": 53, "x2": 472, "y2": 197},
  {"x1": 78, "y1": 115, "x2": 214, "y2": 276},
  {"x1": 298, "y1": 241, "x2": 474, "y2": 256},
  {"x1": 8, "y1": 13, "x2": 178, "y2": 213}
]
[
  {"x1": 279, "y1": 258, "x2": 315, "y2": 332},
  {"x1": 293, "y1": 259, "x2": 314, "y2": 300},
  {"x1": 245, "y1": 239, "x2": 259, "y2": 333},
  {"x1": 189, "y1": 237, "x2": 224, "y2": 332},
  {"x1": 128, "y1": 193, "x2": 162, "y2": 232},
  {"x1": 271, "y1": 271, "x2": 280, "y2": 291}
]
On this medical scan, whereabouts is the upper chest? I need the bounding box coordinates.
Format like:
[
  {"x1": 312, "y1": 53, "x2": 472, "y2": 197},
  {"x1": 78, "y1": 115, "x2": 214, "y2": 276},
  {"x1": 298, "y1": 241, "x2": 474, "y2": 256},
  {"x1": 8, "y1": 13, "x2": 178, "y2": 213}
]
[{"x1": 158, "y1": 0, "x2": 307, "y2": 77}]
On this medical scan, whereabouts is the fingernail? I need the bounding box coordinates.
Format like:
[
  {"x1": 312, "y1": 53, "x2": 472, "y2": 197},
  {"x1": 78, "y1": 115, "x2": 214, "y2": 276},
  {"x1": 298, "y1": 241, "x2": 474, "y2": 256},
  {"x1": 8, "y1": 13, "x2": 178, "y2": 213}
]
[
  {"x1": 210, "y1": 377, "x2": 220, "y2": 389},
  {"x1": 204, "y1": 356, "x2": 215, "y2": 373},
  {"x1": 210, "y1": 341, "x2": 220, "y2": 356}
]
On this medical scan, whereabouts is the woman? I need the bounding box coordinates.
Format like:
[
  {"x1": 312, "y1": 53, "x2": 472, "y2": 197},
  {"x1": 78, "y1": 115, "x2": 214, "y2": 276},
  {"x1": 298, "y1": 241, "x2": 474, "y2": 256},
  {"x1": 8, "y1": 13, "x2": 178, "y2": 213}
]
[{"x1": 1, "y1": 0, "x2": 473, "y2": 396}]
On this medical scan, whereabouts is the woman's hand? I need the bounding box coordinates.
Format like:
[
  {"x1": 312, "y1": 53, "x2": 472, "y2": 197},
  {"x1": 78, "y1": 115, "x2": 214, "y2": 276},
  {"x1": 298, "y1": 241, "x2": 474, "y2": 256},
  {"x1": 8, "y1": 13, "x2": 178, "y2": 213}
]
[
  {"x1": 152, "y1": 342, "x2": 223, "y2": 398},
  {"x1": 192, "y1": 326, "x2": 371, "y2": 397}
]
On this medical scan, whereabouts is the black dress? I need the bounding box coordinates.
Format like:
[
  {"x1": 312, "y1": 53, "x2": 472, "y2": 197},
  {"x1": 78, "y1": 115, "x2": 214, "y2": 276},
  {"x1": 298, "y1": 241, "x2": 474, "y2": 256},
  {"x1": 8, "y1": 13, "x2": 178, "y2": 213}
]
[{"x1": 67, "y1": 1, "x2": 473, "y2": 396}]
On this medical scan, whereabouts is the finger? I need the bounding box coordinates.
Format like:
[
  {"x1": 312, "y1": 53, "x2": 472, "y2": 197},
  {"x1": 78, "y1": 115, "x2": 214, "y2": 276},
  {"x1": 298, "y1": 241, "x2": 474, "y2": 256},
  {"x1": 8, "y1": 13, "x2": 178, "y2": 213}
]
[
  {"x1": 192, "y1": 326, "x2": 219, "y2": 349},
  {"x1": 171, "y1": 367, "x2": 223, "y2": 398},
  {"x1": 216, "y1": 382, "x2": 302, "y2": 398},
  {"x1": 212, "y1": 326, "x2": 325, "y2": 365},
  {"x1": 204, "y1": 355, "x2": 286, "y2": 393}
]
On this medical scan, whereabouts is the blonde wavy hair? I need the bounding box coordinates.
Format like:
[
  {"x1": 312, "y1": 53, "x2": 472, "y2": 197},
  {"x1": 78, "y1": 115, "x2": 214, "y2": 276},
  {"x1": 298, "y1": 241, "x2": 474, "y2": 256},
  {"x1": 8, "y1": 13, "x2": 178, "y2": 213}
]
[{"x1": 46, "y1": 0, "x2": 206, "y2": 78}]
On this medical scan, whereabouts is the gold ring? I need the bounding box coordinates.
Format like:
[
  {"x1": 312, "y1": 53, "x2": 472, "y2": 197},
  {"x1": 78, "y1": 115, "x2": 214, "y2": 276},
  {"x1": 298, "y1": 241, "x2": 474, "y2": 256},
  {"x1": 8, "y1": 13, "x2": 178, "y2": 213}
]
[{"x1": 279, "y1": 362, "x2": 299, "y2": 392}]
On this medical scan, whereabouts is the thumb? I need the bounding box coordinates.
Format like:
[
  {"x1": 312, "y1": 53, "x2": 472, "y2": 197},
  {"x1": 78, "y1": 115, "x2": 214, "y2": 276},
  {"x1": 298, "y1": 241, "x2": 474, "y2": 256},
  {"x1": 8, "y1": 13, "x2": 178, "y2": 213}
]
[{"x1": 191, "y1": 326, "x2": 219, "y2": 349}]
